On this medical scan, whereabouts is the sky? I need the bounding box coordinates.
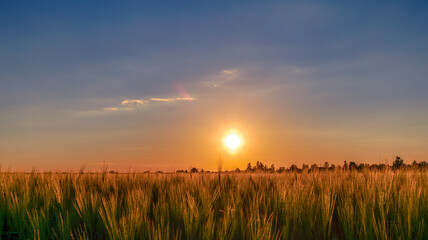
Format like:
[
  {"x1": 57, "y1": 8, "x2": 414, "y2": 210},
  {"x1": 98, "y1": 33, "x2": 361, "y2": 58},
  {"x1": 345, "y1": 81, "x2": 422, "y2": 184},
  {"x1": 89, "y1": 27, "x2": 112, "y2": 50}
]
[{"x1": 1, "y1": 1, "x2": 428, "y2": 171}]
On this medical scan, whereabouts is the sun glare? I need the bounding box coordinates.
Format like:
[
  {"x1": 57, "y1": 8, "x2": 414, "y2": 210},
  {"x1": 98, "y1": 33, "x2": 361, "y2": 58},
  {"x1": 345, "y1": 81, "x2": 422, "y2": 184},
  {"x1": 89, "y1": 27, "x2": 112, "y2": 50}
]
[
  {"x1": 223, "y1": 129, "x2": 244, "y2": 153},
  {"x1": 225, "y1": 134, "x2": 241, "y2": 150}
]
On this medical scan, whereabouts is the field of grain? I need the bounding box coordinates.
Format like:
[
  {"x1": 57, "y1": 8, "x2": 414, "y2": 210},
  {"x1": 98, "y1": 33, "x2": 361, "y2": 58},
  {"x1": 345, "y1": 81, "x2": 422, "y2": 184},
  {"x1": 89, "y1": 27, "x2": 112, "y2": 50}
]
[{"x1": 0, "y1": 170, "x2": 427, "y2": 239}]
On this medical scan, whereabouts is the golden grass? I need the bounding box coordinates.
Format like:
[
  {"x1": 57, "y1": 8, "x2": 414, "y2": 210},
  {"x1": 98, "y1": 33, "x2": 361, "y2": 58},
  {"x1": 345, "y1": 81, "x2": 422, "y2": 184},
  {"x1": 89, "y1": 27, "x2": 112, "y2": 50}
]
[{"x1": 0, "y1": 169, "x2": 426, "y2": 239}]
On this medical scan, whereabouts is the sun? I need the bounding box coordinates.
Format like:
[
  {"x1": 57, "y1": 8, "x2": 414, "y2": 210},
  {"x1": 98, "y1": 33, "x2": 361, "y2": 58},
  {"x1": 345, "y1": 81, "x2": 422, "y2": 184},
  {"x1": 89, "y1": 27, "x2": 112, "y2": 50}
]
[
  {"x1": 222, "y1": 130, "x2": 244, "y2": 152},
  {"x1": 225, "y1": 134, "x2": 241, "y2": 150}
]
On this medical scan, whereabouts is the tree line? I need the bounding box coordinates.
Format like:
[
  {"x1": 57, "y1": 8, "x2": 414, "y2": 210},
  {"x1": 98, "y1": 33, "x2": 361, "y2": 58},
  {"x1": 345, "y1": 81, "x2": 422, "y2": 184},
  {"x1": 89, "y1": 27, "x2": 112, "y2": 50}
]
[{"x1": 176, "y1": 156, "x2": 428, "y2": 173}]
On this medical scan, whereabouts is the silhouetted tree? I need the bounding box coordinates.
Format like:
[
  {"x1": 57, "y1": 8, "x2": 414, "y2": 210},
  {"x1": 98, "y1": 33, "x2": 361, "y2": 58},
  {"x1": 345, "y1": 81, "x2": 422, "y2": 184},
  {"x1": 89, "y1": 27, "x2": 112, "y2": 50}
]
[
  {"x1": 289, "y1": 164, "x2": 298, "y2": 172},
  {"x1": 255, "y1": 161, "x2": 268, "y2": 172},
  {"x1": 393, "y1": 156, "x2": 404, "y2": 170},
  {"x1": 343, "y1": 161, "x2": 348, "y2": 170},
  {"x1": 324, "y1": 162, "x2": 329, "y2": 169},
  {"x1": 190, "y1": 168, "x2": 198, "y2": 173},
  {"x1": 309, "y1": 164, "x2": 318, "y2": 173},
  {"x1": 349, "y1": 162, "x2": 358, "y2": 171},
  {"x1": 246, "y1": 163, "x2": 253, "y2": 172}
]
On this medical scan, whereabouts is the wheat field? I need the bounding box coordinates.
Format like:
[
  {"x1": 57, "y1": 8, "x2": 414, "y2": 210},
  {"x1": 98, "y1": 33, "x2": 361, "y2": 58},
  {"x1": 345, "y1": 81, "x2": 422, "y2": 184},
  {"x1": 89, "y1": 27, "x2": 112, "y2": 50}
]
[{"x1": 0, "y1": 170, "x2": 426, "y2": 239}]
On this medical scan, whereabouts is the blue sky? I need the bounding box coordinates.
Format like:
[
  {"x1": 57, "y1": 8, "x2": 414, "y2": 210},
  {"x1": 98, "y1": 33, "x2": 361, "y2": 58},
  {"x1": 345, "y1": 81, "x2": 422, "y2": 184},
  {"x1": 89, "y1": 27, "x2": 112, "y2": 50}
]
[{"x1": 1, "y1": 1, "x2": 428, "y2": 170}]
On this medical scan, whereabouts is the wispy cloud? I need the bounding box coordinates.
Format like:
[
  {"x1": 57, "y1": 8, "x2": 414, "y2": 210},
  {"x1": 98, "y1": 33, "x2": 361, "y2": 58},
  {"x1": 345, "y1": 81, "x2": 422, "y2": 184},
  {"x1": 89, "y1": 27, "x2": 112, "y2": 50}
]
[
  {"x1": 121, "y1": 99, "x2": 146, "y2": 105},
  {"x1": 222, "y1": 69, "x2": 240, "y2": 77},
  {"x1": 103, "y1": 107, "x2": 119, "y2": 111},
  {"x1": 73, "y1": 95, "x2": 195, "y2": 117},
  {"x1": 200, "y1": 69, "x2": 241, "y2": 88},
  {"x1": 85, "y1": 96, "x2": 196, "y2": 115},
  {"x1": 98, "y1": 98, "x2": 147, "y2": 113},
  {"x1": 150, "y1": 97, "x2": 195, "y2": 102}
]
